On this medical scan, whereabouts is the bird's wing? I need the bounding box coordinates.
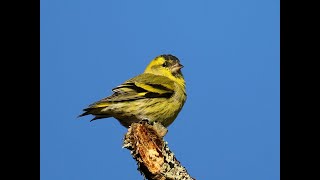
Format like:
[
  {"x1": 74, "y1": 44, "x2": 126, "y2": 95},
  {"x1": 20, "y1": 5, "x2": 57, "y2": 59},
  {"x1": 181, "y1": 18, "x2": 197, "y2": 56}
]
[{"x1": 88, "y1": 73, "x2": 175, "y2": 108}]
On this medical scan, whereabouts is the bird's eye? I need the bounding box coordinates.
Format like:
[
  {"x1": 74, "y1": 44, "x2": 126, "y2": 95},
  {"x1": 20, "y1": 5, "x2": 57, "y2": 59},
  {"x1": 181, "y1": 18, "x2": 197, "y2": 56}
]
[{"x1": 162, "y1": 62, "x2": 168, "y2": 67}]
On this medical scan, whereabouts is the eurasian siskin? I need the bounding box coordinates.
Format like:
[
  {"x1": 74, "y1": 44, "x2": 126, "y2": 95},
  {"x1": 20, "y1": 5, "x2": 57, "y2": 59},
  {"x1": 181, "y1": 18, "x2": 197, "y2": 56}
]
[{"x1": 78, "y1": 54, "x2": 186, "y2": 128}]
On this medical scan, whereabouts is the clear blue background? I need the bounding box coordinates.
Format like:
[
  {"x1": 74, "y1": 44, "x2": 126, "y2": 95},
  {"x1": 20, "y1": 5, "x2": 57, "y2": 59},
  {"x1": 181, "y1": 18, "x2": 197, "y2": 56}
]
[{"x1": 40, "y1": 0, "x2": 279, "y2": 179}]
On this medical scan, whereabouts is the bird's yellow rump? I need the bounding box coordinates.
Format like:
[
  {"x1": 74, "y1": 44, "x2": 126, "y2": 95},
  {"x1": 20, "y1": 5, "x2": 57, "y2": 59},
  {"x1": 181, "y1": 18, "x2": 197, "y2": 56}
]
[{"x1": 78, "y1": 54, "x2": 187, "y2": 128}]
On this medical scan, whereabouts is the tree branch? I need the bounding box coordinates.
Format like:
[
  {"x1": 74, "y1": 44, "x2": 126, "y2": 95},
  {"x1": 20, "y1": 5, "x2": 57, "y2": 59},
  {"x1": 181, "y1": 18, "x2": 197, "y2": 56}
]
[{"x1": 123, "y1": 121, "x2": 195, "y2": 180}]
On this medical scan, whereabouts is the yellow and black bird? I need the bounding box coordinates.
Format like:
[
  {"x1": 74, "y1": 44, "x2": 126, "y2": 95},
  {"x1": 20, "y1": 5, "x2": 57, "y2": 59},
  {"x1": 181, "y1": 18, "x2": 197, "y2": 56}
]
[{"x1": 78, "y1": 54, "x2": 186, "y2": 128}]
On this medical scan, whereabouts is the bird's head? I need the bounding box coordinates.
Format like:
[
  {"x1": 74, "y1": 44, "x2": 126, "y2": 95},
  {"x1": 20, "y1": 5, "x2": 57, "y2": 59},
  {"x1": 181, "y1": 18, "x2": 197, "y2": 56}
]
[{"x1": 144, "y1": 54, "x2": 184, "y2": 80}]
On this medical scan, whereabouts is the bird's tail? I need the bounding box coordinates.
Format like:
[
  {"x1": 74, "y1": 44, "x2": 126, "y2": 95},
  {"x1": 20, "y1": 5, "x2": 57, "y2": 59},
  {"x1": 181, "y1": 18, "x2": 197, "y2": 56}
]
[
  {"x1": 77, "y1": 108, "x2": 92, "y2": 117},
  {"x1": 78, "y1": 106, "x2": 112, "y2": 121}
]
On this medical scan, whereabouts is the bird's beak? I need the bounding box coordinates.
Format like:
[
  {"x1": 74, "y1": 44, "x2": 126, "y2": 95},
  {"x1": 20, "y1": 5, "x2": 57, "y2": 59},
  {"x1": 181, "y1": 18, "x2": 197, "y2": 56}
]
[{"x1": 171, "y1": 63, "x2": 184, "y2": 73}]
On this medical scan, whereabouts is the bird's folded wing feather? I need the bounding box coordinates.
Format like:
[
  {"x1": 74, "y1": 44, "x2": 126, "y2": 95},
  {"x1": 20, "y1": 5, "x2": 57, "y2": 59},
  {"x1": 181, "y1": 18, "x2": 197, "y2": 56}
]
[{"x1": 89, "y1": 73, "x2": 175, "y2": 108}]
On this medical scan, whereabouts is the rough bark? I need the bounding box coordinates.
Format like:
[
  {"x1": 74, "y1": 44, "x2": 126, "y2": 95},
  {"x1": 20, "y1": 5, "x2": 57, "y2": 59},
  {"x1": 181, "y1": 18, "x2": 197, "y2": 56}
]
[{"x1": 123, "y1": 121, "x2": 195, "y2": 180}]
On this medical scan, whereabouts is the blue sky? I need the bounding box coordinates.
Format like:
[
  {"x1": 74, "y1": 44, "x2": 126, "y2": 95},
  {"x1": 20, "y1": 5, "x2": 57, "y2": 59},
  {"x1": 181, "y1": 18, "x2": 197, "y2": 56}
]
[{"x1": 40, "y1": 0, "x2": 279, "y2": 179}]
